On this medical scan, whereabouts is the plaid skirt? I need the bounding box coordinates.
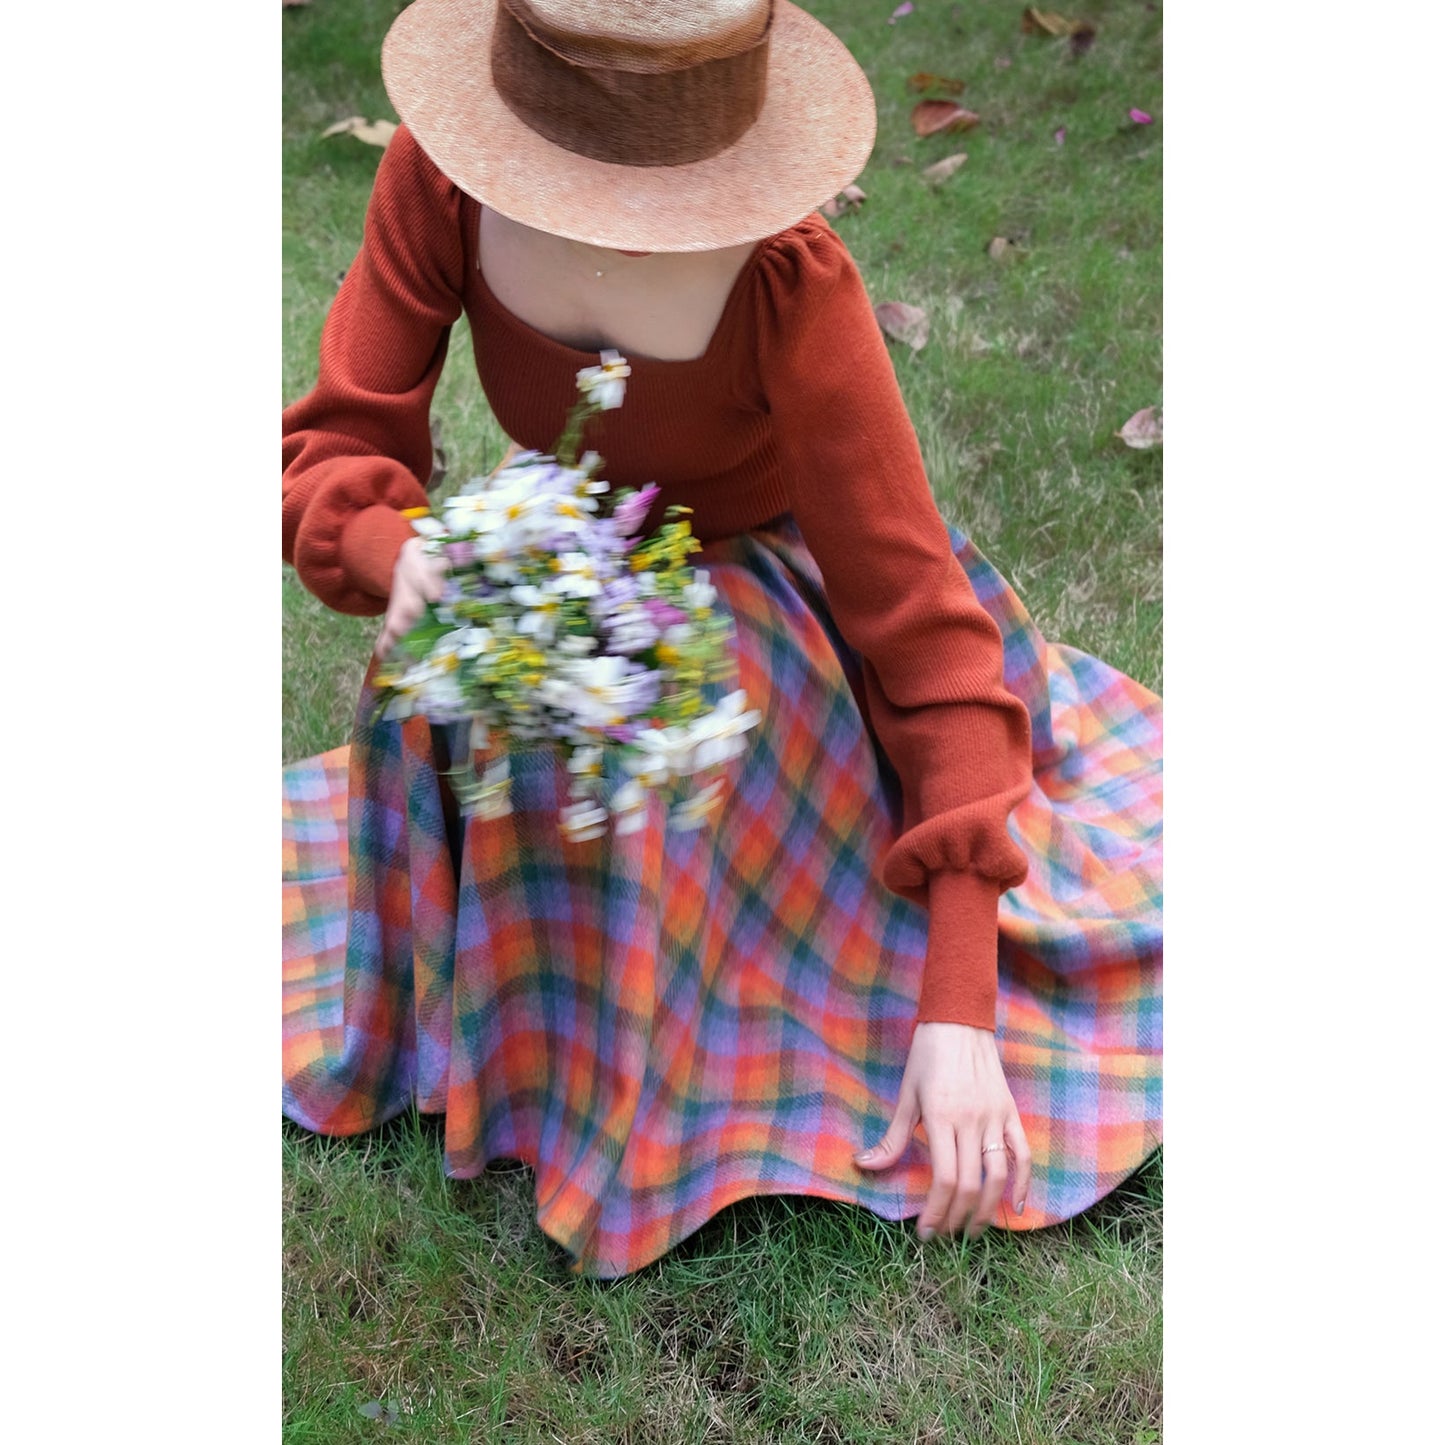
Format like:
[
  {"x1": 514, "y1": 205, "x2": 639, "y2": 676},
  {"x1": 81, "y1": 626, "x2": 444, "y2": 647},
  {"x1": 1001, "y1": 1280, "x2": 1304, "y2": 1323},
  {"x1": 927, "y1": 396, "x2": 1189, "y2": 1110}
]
[{"x1": 282, "y1": 517, "x2": 1163, "y2": 1278}]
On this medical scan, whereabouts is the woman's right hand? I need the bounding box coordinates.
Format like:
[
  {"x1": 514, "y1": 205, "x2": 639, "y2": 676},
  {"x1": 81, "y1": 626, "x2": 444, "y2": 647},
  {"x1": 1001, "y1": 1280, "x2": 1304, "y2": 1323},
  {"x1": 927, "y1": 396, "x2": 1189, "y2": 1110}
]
[{"x1": 374, "y1": 536, "x2": 449, "y2": 661}]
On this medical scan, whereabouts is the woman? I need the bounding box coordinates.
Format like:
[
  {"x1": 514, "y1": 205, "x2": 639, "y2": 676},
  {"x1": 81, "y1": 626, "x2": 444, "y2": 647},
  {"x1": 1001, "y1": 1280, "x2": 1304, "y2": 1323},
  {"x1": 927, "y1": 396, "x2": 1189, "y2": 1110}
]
[{"x1": 282, "y1": 0, "x2": 1163, "y2": 1279}]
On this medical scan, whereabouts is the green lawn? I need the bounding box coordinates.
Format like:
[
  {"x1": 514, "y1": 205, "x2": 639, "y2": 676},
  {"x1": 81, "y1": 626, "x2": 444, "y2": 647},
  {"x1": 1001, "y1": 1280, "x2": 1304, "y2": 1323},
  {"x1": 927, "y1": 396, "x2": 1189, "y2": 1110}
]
[{"x1": 283, "y1": 2, "x2": 1162, "y2": 1439}]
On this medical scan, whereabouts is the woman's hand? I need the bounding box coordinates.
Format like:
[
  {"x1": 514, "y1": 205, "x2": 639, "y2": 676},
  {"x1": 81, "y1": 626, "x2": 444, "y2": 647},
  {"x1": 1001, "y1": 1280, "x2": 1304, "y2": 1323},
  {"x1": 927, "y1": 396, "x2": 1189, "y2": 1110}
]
[
  {"x1": 374, "y1": 536, "x2": 449, "y2": 661},
  {"x1": 854, "y1": 1022, "x2": 1032, "y2": 1240}
]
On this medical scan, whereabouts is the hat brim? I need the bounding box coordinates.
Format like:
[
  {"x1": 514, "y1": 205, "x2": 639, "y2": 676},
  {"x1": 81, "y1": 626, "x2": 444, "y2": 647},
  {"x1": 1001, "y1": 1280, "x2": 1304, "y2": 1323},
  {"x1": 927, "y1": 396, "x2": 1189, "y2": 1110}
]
[{"x1": 381, "y1": 0, "x2": 877, "y2": 251}]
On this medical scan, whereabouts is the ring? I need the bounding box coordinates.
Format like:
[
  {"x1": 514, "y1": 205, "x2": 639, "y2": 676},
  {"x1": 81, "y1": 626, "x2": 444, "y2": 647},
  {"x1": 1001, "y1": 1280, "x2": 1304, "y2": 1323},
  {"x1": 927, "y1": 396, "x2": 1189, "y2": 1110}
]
[{"x1": 981, "y1": 1143, "x2": 1008, "y2": 1155}]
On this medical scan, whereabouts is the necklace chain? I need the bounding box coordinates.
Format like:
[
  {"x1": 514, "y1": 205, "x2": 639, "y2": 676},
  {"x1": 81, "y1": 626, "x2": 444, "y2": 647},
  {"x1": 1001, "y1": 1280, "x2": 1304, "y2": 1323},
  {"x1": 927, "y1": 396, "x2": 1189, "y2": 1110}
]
[{"x1": 564, "y1": 236, "x2": 647, "y2": 281}]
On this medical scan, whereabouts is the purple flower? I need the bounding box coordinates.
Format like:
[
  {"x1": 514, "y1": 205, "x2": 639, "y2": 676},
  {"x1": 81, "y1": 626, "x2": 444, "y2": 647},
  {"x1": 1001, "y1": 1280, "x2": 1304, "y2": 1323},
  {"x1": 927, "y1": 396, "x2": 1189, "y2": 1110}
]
[
  {"x1": 444, "y1": 542, "x2": 476, "y2": 567},
  {"x1": 611, "y1": 484, "x2": 661, "y2": 537},
  {"x1": 1128, "y1": 108, "x2": 1153, "y2": 125},
  {"x1": 644, "y1": 598, "x2": 689, "y2": 628},
  {"x1": 600, "y1": 574, "x2": 641, "y2": 608}
]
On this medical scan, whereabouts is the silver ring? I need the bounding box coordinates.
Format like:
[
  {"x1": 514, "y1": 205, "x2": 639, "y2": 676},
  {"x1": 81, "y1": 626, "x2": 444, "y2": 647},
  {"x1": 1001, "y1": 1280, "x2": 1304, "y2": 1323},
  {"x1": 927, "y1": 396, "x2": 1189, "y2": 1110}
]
[{"x1": 981, "y1": 1143, "x2": 1009, "y2": 1155}]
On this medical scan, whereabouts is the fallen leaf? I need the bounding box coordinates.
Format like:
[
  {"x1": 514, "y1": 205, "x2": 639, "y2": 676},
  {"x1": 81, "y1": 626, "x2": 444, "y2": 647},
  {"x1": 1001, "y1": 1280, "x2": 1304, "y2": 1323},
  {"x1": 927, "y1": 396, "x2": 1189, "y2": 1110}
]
[
  {"x1": 1115, "y1": 407, "x2": 1162, "y2": 449},
  {"x1": 321, "y1": 115, "x2": 398, "y2": 148},
  {"x1": 910, "y1": 100, "x2": 980, "y2": 138},
  {"x1": 1021, "y1": 7, "x2": 1077, "y2": 37},
  {"x1": 889, "y1": 2, "x2": 914, "y2": 22},
  {"x1": 1053, "y1": 126, "x2": 1067, "y2": 145},
  {"x1": 921, "y1": 152, "x2": 969, "y2": 185},
  {"x1": 1021, "y1": 6, "x2": 1098, "y2": 48},
  {"x1": 907, "y1": 72, "x2": 966, "y2": 95},
  {"x1": 874, "y1": 301, "x2": 930, "y2": 351},
  {"x1": 1128, "y1": 107, "x2": 1154, "y2": 124},
  {"x1": 820, "y1": 184, "x2": 867, "y2": 217},
  {"x1": 986, "y1": 235, "x2": 1024, "y2": 261}
]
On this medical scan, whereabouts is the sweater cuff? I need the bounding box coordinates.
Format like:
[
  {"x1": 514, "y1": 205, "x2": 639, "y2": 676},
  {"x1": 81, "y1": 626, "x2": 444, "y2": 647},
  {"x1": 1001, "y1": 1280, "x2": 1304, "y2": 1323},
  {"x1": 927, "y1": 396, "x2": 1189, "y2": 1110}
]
[
  {"x1": 914, "y1": 871, "x2": 1002, "y2": 1031},
  {"x1": 337, "y1": 504, "x2": 420, "y2": 602}
]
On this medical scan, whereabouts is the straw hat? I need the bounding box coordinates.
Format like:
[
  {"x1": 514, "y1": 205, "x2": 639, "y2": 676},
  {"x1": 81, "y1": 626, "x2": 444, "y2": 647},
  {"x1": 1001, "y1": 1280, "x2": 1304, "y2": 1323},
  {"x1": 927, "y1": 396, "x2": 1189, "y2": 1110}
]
[{"x1": 381, "y1": 0, "x2": 877, "y2": 252}]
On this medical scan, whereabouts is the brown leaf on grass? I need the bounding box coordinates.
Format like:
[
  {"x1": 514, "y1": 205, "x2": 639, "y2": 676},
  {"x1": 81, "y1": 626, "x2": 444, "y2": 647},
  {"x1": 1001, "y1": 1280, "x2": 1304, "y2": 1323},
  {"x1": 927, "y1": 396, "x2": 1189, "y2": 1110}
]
[
  {"x1": 907, "y1": 72, "x2": 966, "y2": 95},
  {"x1": 921, "y1": 153, "x2": 969, "y2": 185},
  {"x1": 1069, "y1": 24, "x2": 1097, "y2": 54},
  {"x1": 874, "y1": 302, "x2": 930, "y2": 351},
  {"x1": 820, "y1": 184, "x2": 867, "y2": 218},
  {"x1": 986, "y1": 235, "x2": 1025, "y2": 261},
  {"x1": 1021, "y1": 7, "x2": 1081, "y2": 37},
  {"x1": 1115, "y1": 407, "x2": 1163, "y2": 449},
  {"x1": 321, "y1": 115, "x2": 398, "y2": 148},
  {"x1": 910, "y1": 100, "x2": 980, "y2": 138}
]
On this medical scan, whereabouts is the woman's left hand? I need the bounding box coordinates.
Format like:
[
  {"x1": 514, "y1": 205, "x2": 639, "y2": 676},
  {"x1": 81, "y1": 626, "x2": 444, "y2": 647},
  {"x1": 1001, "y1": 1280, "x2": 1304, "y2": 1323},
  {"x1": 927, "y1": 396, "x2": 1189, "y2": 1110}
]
[{"x1": 854, "y1": 1022, "x2": 1032, "y2": 1240}]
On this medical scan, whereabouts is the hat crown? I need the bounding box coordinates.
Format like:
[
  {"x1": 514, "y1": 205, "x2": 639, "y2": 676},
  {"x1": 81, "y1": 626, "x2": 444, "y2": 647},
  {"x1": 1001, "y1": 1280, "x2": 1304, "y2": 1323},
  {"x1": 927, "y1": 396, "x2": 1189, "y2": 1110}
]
[{"x1": 525, "y1": 0, "x2": 771, "y2": 48}]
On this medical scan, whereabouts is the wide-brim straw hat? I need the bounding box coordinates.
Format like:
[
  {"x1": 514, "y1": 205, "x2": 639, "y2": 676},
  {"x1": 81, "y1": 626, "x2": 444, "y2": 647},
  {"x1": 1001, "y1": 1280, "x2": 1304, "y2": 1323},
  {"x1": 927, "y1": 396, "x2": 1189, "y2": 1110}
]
[{"x1": 381, "y1": 0, "x2": 877, "y2": 251}]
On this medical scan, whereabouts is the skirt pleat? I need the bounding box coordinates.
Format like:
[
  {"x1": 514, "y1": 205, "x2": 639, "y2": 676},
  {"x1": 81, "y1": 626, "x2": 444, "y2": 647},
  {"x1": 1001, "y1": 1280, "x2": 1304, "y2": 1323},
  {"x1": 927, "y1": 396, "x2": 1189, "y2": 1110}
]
[{"x1": 282, "y1": 517, "x2": 1162, "y2": 1277}]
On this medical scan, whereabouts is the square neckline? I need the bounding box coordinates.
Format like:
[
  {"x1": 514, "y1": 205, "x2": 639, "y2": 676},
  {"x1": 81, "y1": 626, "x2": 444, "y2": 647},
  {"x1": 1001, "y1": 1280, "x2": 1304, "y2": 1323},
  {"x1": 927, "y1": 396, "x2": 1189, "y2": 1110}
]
[{"x1": 464, "y1": 198, "x2": 773, "y2": 369}]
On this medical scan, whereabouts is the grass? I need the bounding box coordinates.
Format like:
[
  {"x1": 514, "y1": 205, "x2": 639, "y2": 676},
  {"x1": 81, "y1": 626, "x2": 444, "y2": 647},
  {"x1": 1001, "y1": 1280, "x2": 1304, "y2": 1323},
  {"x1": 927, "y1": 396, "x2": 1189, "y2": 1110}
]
[
  {"x1": 282, "y1": 1, "x2": 1162, "y2": 1439},
  {"x1": 284, "y1": 1117, "x2": 1161, "y2": 1444}
]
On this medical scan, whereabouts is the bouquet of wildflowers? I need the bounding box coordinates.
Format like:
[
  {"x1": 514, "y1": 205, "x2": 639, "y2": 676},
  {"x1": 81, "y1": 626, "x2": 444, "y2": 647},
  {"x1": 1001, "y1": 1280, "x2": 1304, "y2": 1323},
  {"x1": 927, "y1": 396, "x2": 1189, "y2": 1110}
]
[{"x1": 374, "y1": 352, "x2": 761, "y2": 842}]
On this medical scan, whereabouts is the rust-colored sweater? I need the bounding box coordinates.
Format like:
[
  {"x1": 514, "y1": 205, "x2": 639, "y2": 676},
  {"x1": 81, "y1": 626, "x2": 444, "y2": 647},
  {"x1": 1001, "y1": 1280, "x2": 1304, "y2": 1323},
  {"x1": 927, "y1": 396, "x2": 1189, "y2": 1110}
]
[{"x1": 283, "y1": 126, "x2": 1031, "y2": 1030}]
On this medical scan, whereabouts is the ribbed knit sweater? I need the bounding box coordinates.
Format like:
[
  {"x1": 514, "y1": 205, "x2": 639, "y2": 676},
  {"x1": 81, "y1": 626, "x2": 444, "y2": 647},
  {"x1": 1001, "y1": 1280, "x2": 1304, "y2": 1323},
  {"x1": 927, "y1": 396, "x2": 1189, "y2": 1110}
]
[{"x1": 283, "y1": 126, "x2": 1032, "y2": 1030}]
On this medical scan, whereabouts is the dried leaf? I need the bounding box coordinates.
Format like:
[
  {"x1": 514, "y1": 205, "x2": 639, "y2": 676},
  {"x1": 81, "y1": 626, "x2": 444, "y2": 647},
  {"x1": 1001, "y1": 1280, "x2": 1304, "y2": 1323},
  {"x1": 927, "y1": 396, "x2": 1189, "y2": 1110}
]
[
  {"x1": 1021, "y1": 7, "x2": 1077, "y2": 37},
  {"x1": 321, "y1": 115, "x2": 398, "y2": 148},
  {"x1": 1115, "y1": 407, "x2": 1162, "y2": 449},
  {"x1": 889, "y1": 2, "x2": 914, "y2": 22},
  {"x1": 986, "y1": 235, "x2": 1024, "y2": 261},
  {"x1": 910, "y1": 100, "x2": 980, "y2": 138},
  {"x1": 1128, "y1": 107, "x2": 1154, "y2": 124},
  {"x1": 820, "y1": 184, "x2": 867, "y2": 218},
  {"x1": 907, "y1": 72, "x2": 966, "y2": 95},
  {"x1": 1021, "y1": 6, "x2": 1095, "y2": 44},
  {"x1": 921, "y1": 152, "x2": 969, "y2": 185},
  {"x1": 874, "y1": 301, "x2": 930, "y2": 351}
]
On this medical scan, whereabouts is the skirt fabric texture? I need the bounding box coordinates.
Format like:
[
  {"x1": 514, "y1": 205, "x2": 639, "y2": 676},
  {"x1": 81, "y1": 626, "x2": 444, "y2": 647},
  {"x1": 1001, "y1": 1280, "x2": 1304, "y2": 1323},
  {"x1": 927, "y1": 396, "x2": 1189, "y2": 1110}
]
[{"x1": 282, "y1": 517, "x2": 1163, "y2": 1278}]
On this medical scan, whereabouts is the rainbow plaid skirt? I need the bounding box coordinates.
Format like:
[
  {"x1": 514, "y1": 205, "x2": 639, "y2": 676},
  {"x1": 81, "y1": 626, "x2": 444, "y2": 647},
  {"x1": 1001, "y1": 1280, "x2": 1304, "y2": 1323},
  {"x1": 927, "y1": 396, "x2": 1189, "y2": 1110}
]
[{"x1": 283, "y1": 518, "x2": 1162, "y2": 1277}]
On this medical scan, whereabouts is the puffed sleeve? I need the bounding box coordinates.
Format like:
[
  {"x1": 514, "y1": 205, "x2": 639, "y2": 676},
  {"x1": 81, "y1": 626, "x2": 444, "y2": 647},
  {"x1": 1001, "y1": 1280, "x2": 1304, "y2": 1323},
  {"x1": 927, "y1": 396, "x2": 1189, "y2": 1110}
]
[
  {"x1": 752, "y1": 216, "x2": 1032, "y2": 1030},
  {"x1": 282, "y1": 124, "x2": 465, "y2": 615}
]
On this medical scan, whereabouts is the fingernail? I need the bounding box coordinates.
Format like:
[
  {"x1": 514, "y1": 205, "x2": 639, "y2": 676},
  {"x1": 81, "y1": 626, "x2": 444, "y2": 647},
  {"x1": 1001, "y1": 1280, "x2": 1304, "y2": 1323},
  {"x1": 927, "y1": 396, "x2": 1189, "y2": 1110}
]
[
  {"x1": 917, "y1": 1225, "x2": 934, "y2": 1241},
  {"x1": 1015, "y1": 1199, "x2": 1026, "y2": 1215},
  {"x1": 854, "y1": 1148, "x2": 876, "y2": 1163}
]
